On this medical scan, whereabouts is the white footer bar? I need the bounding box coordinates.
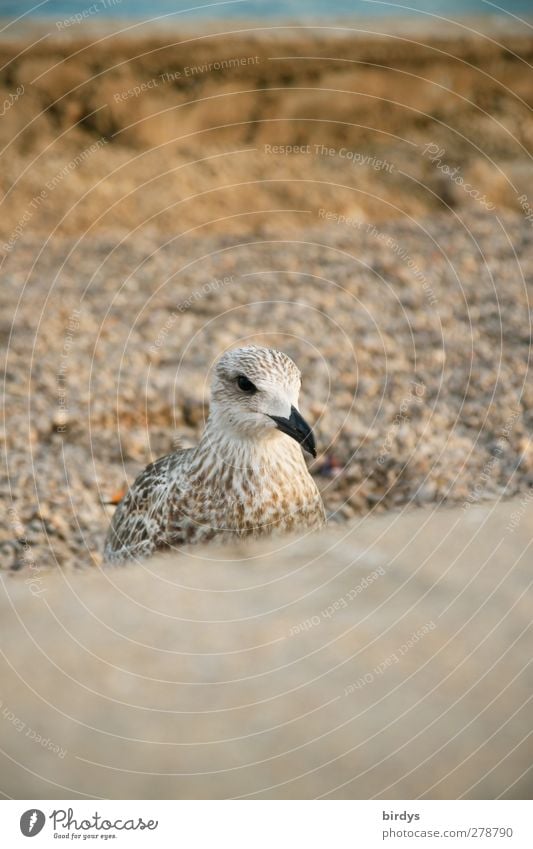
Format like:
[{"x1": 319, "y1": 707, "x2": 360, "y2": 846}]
[{"x1": 2, "y1": 799, "x2": 532, "y2": 848}]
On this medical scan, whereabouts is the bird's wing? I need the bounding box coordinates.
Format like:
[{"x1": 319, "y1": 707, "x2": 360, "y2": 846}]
[{"x1": 103, "y1": 450, "x2": 192, "y2": 564}]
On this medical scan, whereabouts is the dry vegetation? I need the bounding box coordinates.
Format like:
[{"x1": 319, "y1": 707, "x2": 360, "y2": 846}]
[{"x1": 0, "y1": 27, "x2": 533, "y2": 244}]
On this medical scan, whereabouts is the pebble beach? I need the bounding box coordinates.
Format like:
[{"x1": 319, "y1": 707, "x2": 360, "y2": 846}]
[
  {"x1": 0, "y1": 19, "x2": 532, "y2": 570},
  {"x1": 2, "y1": 210, "x2": 532, "y2": 571}
]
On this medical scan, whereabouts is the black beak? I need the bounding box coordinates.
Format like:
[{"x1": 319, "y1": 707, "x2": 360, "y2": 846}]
[{"x1": 268, "y1": 405, "x2": 317, "y2": 458}]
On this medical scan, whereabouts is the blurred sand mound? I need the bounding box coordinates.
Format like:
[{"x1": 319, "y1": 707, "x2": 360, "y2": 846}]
[
  {"x1": 1, "y1": 27, "x2": 533, "y2": 242},
  {"x1": 1, "y1": 498, "x2": 531, "y2": 799},
  {"x1": 2, "y1": 213, "x2": 533, "y2": 571}
]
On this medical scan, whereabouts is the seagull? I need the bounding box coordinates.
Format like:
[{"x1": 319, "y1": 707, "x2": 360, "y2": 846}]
[{"x1": 104, "y1": 346, "x2": 326, "y2": 563}]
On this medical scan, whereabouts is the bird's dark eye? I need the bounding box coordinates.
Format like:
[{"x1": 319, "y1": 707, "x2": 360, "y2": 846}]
[{"x1": 237, "y1": 375, "x2": 257, "y2": 393}]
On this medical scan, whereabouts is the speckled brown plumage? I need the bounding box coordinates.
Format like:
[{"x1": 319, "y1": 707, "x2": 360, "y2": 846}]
[{"x1": 104, "y1": 347, "x2": 326, "y2": 564}]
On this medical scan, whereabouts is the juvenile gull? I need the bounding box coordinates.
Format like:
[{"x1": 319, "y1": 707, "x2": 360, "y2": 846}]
[{"x1": 104, "y1": 346, "x2": 326, "y2": 564}]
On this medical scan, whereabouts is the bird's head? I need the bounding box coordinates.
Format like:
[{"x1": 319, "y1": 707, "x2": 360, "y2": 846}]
[{"x1": 209, "y1": 346, "x2": 317, "y2": 457}]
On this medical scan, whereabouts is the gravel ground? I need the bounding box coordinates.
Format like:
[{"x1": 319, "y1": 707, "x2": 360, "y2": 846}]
[
  {"x1": 2, "y1": 210, "x2": 532, "y2": 571},
  {"x1": 1, "y1": 16, "x2": 532, "y2": 806}
]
